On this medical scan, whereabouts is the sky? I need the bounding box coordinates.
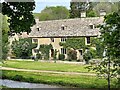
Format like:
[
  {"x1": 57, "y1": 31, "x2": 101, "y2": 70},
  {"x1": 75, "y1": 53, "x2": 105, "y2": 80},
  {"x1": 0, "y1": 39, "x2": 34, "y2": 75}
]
[{"x1": 33, "y1": 0, "x2": 71, "y2": 13}]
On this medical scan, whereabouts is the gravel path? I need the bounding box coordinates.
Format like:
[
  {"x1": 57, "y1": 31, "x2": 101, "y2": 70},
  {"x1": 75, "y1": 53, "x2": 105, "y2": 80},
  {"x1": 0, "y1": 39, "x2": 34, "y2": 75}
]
[{"x1": 1, "y1": 67, "x2": 96, "y2": 76}]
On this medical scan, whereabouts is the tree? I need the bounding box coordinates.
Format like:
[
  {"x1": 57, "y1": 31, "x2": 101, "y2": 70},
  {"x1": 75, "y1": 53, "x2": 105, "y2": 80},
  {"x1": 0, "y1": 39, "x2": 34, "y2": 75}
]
[
  {"x1": 69, "y1": 0, "x2": 94, "y2": 18},
  {"x1": 39, "y1": 6, "x2": 69, "y2": 21},
  {"x1": 2, "y1": 1, "x2": 35, "y2": 34},
  {"x1": 0, "y1": 13, "x2": 9, "y2": 59},
  {"x1": 11, "y1": 38, "x2": 37, "y2": 59},
  {"x1": 87, "y1": 12, "x2": 120, "y2": 89},
  {"x1": 93, "y1": 2, "x2": 118, "y2": 16},
  {"x1": 91, "y1": 38, "x2": 104, "y2": 58}
]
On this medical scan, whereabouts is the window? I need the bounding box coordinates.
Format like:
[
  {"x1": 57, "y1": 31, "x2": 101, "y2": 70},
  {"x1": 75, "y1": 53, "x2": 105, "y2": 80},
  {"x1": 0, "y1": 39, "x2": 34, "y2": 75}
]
[
  {"x1": 50, "y1": 38, "x2": 54, "y2": 42},
  {"x1": 61, "y1": 38, "x2": 67, "y2": 42},
  {"x1": 37, "y1": 28, "x2": 39, "y2": 31},
  {"x1": 79, "y1": 50, "x2": 82, "y2": 55},
  {"x1": 61, "y1": 26, "x2": 65, "y2": 30},
  {"x1": 89, "y1": 25, "x2": 94, "y2": 29},
  {"x1": 61, "y1": 48, "x2": 67, "y2": 54},
  {"x1": 33, "y1": 39, "x2": 38, "y2": 43},
  {"x1": 61, "y1": 25, "x2": 65, "y2": 30},
  {"x1": 86, "y1": 37, "x2": 90, "y2": 44}
]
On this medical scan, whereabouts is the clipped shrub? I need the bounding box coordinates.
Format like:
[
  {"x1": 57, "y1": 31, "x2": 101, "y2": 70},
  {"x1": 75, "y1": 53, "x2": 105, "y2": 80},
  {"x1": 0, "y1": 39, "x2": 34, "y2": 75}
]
[
  {"x1": 83, "y1": 50, "x2": 92, "y2": 64},
  {"x1": 58, "y1": 54, "x2": 65, "y2": 60},
  {"x1": 67, "y1": 50, "x2": 77, "y2": 61},
  {"x1": 36, "y1": 53, "x2": 42, "y2": 59},
  {"x1": 12, "y1": 75, "x2": 24, "y2": 81}
]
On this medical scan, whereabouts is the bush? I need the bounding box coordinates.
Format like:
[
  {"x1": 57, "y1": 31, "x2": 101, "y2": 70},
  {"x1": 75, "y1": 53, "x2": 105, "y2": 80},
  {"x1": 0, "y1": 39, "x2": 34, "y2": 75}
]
[
  {"x1": 67, "y1": 50, "x2": 77, "y2": 61},
  {"x1": 58, "y1": 54, "x2": 65, "y2": 60},
  {"x1": 83, "y1": 50, "x2": 92, "y2": 64},
  {"x1": 12, "y1": 75, "x2": 24, "y2": 81},
  {"x1": 89, "y1": 48, "x2": 97, "y2": 59},
  {"x1": 26, "y1": 77, "x2": 34, "y2": 82},
  {"x1": 36, "y1": 53, "x2": 42, "y2": 59}
]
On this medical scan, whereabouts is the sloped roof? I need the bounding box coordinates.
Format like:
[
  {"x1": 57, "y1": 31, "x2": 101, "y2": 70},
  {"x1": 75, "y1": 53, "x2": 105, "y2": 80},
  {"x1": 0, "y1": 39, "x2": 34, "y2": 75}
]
[{"x1": 29, "y1": 17, "x2": 104, "y2": 38}]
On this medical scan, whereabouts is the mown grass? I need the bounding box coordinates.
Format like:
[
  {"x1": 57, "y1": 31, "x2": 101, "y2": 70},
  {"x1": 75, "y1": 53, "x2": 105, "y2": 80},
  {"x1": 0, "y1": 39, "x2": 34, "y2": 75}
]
[
  {"x1": 2, "y1": 60, "x2": 93, "y2": 73},
  {"x1": 2, "y1": 70, "x2": 118, "y2": 88}
]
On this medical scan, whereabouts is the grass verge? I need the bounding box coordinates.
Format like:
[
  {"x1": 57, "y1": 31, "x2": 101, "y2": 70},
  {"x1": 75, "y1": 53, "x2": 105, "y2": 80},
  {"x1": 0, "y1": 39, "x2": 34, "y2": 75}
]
[{"x1": 2, "y1": 70, "x2": 119, "y2": 88}]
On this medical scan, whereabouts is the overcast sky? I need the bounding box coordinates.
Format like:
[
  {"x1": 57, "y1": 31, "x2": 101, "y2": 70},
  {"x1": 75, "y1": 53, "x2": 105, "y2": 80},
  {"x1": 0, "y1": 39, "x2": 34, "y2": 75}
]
[{"x1": 33, "y1": 0, "x2": 71, "y2": 13}]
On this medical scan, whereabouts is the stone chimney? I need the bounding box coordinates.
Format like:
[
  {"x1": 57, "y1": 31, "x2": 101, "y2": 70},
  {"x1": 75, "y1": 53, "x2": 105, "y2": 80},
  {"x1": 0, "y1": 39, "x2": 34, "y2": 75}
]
[
  {"x1": 35, "y1": 19, "x2": 39, "y2": 23},
  {"x1": 100, "y1": 9, "x2": 106, "y2": 16},
  {"x1": 81, "y1": 11, "x2": 86, "y2": 18}
]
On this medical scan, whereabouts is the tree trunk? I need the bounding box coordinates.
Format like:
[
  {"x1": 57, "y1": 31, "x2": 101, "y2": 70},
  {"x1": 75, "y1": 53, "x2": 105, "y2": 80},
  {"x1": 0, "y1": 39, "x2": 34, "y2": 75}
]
[{"x1": 108, "y1": 57, "x2": 110, "y2": 90}]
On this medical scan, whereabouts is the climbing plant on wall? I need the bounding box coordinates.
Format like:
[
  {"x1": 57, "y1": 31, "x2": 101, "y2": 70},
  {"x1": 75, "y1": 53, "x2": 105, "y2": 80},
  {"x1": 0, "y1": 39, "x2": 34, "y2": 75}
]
[
  {"x1": 59, "y1": 37, "x2": 86, "y2": 50},
  {"x1": 39, "y1": 44, "x2": 53, "y2": 60}
]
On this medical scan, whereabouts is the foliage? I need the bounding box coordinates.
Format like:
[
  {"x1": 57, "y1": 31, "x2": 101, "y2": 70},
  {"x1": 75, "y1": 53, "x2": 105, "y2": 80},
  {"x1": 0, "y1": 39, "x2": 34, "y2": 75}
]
[
  {"x1": 58, "y1": 54, "x2": 65, "y2": 60},
  {"x1": 70, "y1": 1, "x2": 119, "y2": 18},
  {"x1": 39, "y1": 6, "x2": 69, "y2": 21},
  {"x1": 11, "y1": 38, "x2": 36, "y2": 59},
  {"x1": 91, "y1": 38, "x2": 104, "y2": 58},
  {"x1": 87, "y1": 10, "x2": 97, "y2": 17},
  {"x1": 2, "y1": 1, "x2": 35, "y2": 34},
  {"x1": 70, "y1": 1, "x2": 87, "y2": 18},
  {"x1": 87, "y1": 11, "x2": 120, "y2": 88},
  {"x1": 67, "y1": 49, "x2": 77, "y2": 61},
  {"x1": 36, "y1": 53, "x2": 42, "y2": 60},
  {"x1": 59, "y1": 38, "x2": 85, "y2": 50},
  {"x1": 93, "y1": 2, "x2": 119, "y2": 16},
  {"x1": 83, "y1": 50, "x2": 92, "y2": 64},
  {"x1": 39, "y1": 44, "x2": 53, "y2": 60},
  {"x1": 89, "y1": 48, "x2": 97, "y2": 59},
  {"x1": 69, "y1": 1, "x2": 95, "y2": 18},
  {"x1": 53, "y1": 49, "x2": 58, "y2": 60},
  {"x1": 100, "y1": 12, "x2": 120, "y2": 81},
  {"x1": 0, "y1": 14, "x2": 9, "y2": 59},
  {"x1": 12, "y1": 75, "x2": 24, "y2": 81}
]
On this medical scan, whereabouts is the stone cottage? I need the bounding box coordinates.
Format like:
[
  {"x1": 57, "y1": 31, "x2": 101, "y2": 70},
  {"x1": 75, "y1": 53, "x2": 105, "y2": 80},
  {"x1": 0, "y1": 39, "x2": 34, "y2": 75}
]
[{"x1": 29, "y1": 16, "x2": 104, "y2": 60}]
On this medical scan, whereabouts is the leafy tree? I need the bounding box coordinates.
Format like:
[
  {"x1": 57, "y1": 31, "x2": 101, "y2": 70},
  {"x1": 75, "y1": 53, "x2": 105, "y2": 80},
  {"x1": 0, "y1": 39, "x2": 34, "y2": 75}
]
[
  {"x1": 11, "y1": 38, "x2": 37, "y2": 59},
  {"x1": 2, "y1": 1, "x2": 35, "y2": 34},
  {"x1": 87, "y1": 12, "x2": 120, "y2": 89},
  {"x1": 91, "y1": 38, "x2": 104, "y2": 58},
  {"x1": 39, "y1": 6, "x2": 69, "y2": 21},
  {"x1": 39, "y1": 44, "x2": 53, "y2": 60},
  {"x1": 93, "y1": 2, "x2": 118, "y2": 16},
  {"x1": 69, "y1": 0, "x2": 94, "y2": 18},
  {"x1": 0, "y1": 13, "x2": 9, "y2": 59},
  {"x1": 86, "y1": 10, "x2": 97, "y2": 17}
]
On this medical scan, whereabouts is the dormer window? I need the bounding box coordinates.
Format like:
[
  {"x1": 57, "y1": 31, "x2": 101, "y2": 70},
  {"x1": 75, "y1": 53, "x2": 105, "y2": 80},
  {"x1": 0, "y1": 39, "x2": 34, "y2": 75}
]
[
  {"x1": 37, "y1": 28, "x2": 39, "y2": 31},
  {"x1": 89, "y1": 24, "x2": 94, "y2": 29},
  {"x1": 61, "y1": 25, "x2": 65, "y2": 30}
]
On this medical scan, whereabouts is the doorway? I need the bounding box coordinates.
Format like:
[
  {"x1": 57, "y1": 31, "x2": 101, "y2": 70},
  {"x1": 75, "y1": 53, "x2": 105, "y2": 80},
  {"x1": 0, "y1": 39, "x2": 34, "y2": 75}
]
[{"x1": 51, "y1": 49, "x2": 54, "y2": 57}]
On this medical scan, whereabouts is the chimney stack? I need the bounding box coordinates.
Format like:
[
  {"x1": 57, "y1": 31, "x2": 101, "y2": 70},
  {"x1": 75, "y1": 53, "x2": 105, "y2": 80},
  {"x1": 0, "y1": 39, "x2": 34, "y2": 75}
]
[
  {"x1": 81, "y1": 11, "x2": 86, "y2": 18},
  {"x1": 100, "y1": 9, "x2": 106, "y2": 16}
]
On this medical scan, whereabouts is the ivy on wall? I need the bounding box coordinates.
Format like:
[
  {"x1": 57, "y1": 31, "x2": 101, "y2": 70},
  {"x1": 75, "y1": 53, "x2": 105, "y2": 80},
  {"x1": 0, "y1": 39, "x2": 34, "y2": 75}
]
[
  {"x1": 59, "y1": 37, "x2": 86, "y2": 50},
  {"x1": 39, "y1": 44, "x2": 53, "y2": 60}
]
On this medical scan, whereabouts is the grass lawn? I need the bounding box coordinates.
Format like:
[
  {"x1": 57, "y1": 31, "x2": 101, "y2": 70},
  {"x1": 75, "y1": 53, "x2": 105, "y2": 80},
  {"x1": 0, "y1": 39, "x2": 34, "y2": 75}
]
[
  {"x1": 2, "y1": 60, "x2": 93, "y2": 73},
  {"x1": 2, "y1": 70, "x2": 118, "y2": 88}
]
